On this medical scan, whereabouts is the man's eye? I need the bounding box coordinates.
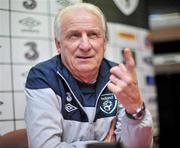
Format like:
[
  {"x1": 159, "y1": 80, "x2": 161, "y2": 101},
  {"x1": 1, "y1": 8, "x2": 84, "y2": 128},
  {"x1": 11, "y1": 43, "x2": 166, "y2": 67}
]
[
  {"x1": 88, "y1": 33, "x2": 97, "y2": 38},
  {"x1": 69, "y1": 33, "x2": 81, "y2": 40}
]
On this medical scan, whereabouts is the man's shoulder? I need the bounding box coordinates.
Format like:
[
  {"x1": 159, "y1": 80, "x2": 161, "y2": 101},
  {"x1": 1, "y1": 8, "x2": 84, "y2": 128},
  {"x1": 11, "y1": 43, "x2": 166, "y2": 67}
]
[
  {"x1": 27, "y1": 55, "x2": 60, "y2": 77},
  {"x1": 25, "y1": 55, "x2": 60, "y2": 89},
  {"x1": 27, "y1": 55, "x2": 60, "y2": 79},
  {"x1": 34, "y1": 55, "x2": 59, "y2": 70}
]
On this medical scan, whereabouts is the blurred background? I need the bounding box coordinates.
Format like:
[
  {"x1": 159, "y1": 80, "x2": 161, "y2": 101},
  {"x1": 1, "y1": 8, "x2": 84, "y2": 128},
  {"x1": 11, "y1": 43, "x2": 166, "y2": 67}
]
[
  {"x1": 148, "y1": 0, "x2": 180, "y2": 147},
  {"x1": 0, "y1": 0, "x2": 179, "y2": 147}
]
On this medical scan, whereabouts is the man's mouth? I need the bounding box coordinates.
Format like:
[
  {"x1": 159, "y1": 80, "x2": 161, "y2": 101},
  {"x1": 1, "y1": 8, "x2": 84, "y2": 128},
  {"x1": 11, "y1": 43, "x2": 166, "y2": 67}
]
[{"x1": 77, "y1": 56, "x2": 93, "y2": 59}]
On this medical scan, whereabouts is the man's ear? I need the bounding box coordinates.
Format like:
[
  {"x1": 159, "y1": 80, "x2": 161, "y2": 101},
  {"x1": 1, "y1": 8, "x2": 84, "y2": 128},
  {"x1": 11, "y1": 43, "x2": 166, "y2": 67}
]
[
  {"x1": 55, "y1": 39, "x2": 61, "y2": 54},
  {"x1": 104, "y1": 38, "x2": 107, "y2": 51}
]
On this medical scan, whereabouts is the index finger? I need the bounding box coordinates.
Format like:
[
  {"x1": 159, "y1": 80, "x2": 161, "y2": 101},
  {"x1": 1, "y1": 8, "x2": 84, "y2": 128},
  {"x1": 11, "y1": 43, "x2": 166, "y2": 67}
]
[{"x1": 123, "y1": 48, "x2": 135, "y2": 71}]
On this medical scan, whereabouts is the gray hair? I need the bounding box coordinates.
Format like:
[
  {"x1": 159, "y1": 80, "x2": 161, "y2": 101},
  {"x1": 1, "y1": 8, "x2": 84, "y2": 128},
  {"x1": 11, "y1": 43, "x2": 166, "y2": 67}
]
[{"x1": 54, "y1": 2, "x2": 108, "y2": 41}]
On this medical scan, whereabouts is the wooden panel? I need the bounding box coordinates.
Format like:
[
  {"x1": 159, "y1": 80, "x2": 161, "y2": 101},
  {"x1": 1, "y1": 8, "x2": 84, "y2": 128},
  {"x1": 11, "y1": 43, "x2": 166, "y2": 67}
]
[{"x1": 150, "y1": 26, "x2": 180, "y2": 42}]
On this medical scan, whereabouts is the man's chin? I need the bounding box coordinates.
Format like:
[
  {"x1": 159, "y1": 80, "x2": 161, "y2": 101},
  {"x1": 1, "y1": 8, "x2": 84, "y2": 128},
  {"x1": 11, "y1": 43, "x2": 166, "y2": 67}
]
[{"x1": 77, "y1": 66, "x2": 97, "y2": 73}]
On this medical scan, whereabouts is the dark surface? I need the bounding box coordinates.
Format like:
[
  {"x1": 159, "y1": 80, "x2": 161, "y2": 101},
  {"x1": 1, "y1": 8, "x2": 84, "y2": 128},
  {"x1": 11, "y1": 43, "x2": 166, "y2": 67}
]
[
  {"x1": 83, "y1": 0, "x2": 149, "y2": 29},
  {"x1": 147, "y1": 0, "x2": 180, "y2": 15},
  {"x1": 153, "y1": 40, "x2": 180, "y2": 54},
  {"x1": 87, "y1": 142, "x2": 122, "y2": 148},
  {"x1": 155, "y1": 73, "x2": 180, "y2": 147}
]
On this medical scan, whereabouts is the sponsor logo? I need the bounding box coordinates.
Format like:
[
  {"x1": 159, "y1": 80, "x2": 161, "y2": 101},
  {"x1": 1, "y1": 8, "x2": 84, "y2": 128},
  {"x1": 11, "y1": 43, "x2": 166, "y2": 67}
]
[
  {"x1": 117, "y1": 32, "x2": 136, "y2": 40},
  {"x1": 19, "y1": 17, "x2": 40, "y2": 29},
  {"x1": 113, "y1": 0, "x2": 139, "y2": 16},
  {"x1": 55, "y1": 0, "x2": 73, "y2": 11},
  {"x1": 23, "y1": 0, "x2": 37, "y2": 10},
  {"x1": 100, "y1": 94, "x2": 117, "y2": 114},
  {"x1": 24, "y1": 42, "x2": 39, "y2": 60},
  {"x1": 56, "y1": 0, "x2": 71, "y2": 6},
  {"x1": 65, "y1": 103, "x2": 78, "y2": 112},
  {"x1": 19, "y1": 17, "x2": 41, "y2": 33}
]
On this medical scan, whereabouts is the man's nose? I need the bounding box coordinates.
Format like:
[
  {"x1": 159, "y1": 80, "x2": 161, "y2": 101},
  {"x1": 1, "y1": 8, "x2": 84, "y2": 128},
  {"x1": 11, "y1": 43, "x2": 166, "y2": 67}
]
[{"x1": 79, "y1": 34, "x2": 91, "y2": 51}]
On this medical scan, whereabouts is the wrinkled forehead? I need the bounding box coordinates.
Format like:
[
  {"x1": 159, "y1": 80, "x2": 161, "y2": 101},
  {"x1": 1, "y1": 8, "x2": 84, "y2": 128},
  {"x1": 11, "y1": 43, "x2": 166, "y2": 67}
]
[
  {"x1": 61, "y1": 7, "x2": 101, "y2": 22},
  {"x1": 60, "y1": 8, "x2": 104, "y2": 31}
]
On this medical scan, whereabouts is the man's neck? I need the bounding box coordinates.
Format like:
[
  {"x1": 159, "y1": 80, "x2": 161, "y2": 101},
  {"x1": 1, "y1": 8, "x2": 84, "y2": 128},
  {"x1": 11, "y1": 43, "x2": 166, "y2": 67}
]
[{"x1": 73, "y1": 72, "x2": 98, "y2": 84}]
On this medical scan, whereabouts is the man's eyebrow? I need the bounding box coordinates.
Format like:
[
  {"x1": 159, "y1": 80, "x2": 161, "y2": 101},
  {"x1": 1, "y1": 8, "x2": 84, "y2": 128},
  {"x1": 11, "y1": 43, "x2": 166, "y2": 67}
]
[
  {"x1": 67, "y1": 30, "x2": 79, "y2": 33},
  {"x1": 67, "y1": 27, "x2": 102, "y2": 32}
]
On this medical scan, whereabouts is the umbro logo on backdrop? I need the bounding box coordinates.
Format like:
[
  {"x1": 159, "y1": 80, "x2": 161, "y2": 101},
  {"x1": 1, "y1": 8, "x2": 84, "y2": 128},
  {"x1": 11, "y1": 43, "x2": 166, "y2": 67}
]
[{"x1": 19, "y1": 17, "x2": 40, "y2": 29}]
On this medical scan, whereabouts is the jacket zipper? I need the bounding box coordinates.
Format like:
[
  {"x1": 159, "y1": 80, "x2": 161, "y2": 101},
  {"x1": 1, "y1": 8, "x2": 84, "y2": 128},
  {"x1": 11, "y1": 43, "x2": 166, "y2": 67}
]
[
  {"x1": 91, "y1": 80, "x2": 110, "y2": 123},
  {"x1": 57, "y1": 71, "x2": 110, "y2": 123},
  {"x1": 57, "y1": 71, "x2": 87, "y2": 116}
]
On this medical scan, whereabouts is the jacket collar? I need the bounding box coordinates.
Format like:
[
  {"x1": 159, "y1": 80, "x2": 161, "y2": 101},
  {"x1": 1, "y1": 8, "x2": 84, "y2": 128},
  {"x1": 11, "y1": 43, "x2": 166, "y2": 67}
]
[{"x1": 55, "y1": 54, "x2": 116, "y2": 101}]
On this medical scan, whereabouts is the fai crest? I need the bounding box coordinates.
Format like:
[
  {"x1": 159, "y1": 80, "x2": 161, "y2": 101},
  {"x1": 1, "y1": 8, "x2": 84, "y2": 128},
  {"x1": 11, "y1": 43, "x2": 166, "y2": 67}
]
[
  {"x1": 113, "y1": 0, "x2": 139, "y2": 16},
  {"x1": 100, "y1": 94, "x2": 117, "y2": 114}
]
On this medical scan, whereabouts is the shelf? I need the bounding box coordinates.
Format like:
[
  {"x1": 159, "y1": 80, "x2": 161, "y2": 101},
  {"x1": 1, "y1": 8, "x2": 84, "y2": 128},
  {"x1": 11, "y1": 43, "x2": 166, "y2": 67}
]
[{"x1": 153, "y1": 54, "x2": 180, "y2": 74}]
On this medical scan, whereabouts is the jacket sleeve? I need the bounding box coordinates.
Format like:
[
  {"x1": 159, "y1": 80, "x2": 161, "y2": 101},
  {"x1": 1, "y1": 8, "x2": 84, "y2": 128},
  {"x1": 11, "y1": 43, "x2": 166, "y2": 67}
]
[
  {"x1": 24, "y1": 69, "x2": 98, "y2": 148},
  {"x1": 25, "y1": 88, "x2": 99, "y2": 148},
  {"x1": 115, "y1": 104, "x2": 153, "y2": 148}
]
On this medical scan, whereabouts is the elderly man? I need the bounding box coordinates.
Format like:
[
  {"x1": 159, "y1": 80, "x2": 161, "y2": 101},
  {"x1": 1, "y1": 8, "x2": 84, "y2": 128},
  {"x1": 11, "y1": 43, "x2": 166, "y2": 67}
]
[{"x1": 24, "y1": 2, "x2": 153, "y2": 148}]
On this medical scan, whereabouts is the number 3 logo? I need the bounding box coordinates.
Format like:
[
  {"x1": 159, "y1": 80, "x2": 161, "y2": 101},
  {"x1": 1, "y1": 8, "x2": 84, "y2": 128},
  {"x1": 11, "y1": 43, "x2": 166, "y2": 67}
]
[
  {"x1": 24, "y1": 42, "x2": 39, "y2": 60},
  {"x1": 23, "y1": 0, "x2": 37, "y2": 9}
]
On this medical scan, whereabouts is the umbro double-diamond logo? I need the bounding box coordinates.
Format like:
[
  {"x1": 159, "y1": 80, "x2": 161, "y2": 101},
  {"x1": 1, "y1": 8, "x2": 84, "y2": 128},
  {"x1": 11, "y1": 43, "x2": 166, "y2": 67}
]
[{"x1": 65, "y1": 103, "x2": 78, "y2": 112}]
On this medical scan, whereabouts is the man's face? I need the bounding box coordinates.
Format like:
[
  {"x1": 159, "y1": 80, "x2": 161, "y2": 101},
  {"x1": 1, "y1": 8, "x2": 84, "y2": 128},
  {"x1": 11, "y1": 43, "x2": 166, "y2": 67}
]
[{"x1": 56, "y1": 9, "x2": 107, "y2": 77}]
